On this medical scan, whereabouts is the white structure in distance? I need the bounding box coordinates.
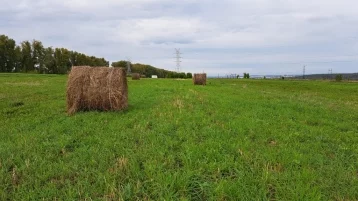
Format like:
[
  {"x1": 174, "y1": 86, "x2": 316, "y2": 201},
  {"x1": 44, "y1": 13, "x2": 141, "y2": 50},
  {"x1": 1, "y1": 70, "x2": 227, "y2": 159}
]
[{"x1": 151, "y1": 75, "x2": 158, "y2": 78}]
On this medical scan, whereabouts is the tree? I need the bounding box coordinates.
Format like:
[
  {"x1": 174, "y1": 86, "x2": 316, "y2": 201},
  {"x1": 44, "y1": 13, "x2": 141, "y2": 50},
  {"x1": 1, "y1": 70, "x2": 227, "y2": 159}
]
[
  {"x1": 186, "y1": 72, "x2": 192, "y2": 78},
  {"x1": 0, "y1": 35, "x2": 7, "y2": 72},
  {"x1": 178, "y1": 72, "x2": 186, "y2": 78},
  {"x1": 111, "y1": 60, "x2": 128, "y2": 68},
  {"x1": 0, "y1": 35, "x2": 17, "y2": 72},
  {"x1": 243, "y1": 73, "x2": 250, "y2": 79},
  {"x1": 335, "y1": 74, "x2": 343, "y2": 82},
  {"x1": 0, "y1": 34, "x2": 110, "y2": 74},
  {"x1": 13, "y1": 46, "x2": 22, "y2": 72},
  {"x1": 54, "y1": 48, "x2": 72, "y2": 74},
  {"x1": 32, "y1": 40, "x2": 45, "y2": 73},
  {"x1": 70, "y1": 51, "x2": 78, "y2": 66},
  {"x1": 21, "y1": 41, "x2": 33, "y2": 72},
  {"x1": 44, "y1": 47, "x2": 55, "y2": 73}
]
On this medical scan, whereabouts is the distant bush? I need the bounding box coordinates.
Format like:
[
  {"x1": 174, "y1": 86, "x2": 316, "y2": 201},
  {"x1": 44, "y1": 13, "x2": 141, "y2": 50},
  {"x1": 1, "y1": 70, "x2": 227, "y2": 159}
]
[
  {"x1": 281, "y1": 76, "x2": 285, "y2": 80},
  {"x1": 186, "y1": 73, "x2": 192, "y2": 79},
  {"x1": 335, "y1": 74, "x2": 343, "y2": 82},
  {"x1": 243, "y1": 73, "x2": 250, "y2": 79}
]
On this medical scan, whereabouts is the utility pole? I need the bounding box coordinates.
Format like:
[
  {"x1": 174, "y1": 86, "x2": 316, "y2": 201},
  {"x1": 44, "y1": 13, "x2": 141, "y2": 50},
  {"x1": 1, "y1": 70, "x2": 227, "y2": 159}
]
[
  {"x1": 303, "y1": 65, "x2": 306, "y2": 79},
  {"x1": 174, "y1": 48, "x2": 182, "y2": 73}
]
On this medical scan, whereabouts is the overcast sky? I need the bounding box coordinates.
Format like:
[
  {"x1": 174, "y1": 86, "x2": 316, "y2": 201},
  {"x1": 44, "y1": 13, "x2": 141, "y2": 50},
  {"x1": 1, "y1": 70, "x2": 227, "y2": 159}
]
[{"x1": 1, "y1": 0, "x2": 358, "y2": 75}]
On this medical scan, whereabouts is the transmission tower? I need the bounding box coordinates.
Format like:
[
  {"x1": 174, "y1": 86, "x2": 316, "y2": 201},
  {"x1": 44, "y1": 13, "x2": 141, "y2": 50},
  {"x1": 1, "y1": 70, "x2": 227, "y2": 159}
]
[
  {"x1": 126, "y1": 57, "x2": 131, "y2": 74},
  {"x1": 174, "y1": 48, "x2": 182, "y2": 72},
  {"x1": 303, "y1": 65, "x2": 306, "y2": 79},
  {"x1": 328, "y1": 68, "x2": 333, "y2": 79}
]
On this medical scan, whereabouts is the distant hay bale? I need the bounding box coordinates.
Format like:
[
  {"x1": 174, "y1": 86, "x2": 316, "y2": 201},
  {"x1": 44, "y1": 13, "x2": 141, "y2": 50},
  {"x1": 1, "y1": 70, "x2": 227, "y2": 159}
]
[
  {"x1": 193, "y1": 73, "x2": 207, "y2": 85},
  {"x1": 66, "y1": 66, "x2": 128, "y2": 115},
  {"x1": 132, "y1": 73, "x2": 140, "y2": 80}
]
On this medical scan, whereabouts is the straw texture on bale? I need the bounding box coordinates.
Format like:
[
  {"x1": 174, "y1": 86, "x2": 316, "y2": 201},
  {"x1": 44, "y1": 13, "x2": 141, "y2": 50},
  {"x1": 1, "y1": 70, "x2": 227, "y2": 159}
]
[
  {"x1": 132, "y1": 73, "x2": 140, "y2": 80},
  {"x1": 193, "y1": 73, "x2": 207, "y2": 85},
  {"x1": 67, "y1": 66, "x2": 128, "y2": 115}
]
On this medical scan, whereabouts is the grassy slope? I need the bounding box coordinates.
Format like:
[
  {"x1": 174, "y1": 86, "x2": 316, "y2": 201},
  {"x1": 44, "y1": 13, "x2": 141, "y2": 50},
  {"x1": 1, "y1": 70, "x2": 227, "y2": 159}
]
[{"x1": 0, "y1": 74, "x2": 358, "y2": 200}]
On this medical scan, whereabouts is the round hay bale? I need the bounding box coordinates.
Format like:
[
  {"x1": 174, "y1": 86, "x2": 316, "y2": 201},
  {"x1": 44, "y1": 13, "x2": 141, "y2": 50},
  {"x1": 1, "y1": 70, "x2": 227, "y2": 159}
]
[
  {"x1": 66, "y1": 66, "x2": 128, "y2": 115},
  {"x1": 132, "y1": 73, "x2": 140, "y2": 80},
  {"x1": 193, "y1": 73, "x2": 207, "y2": 85}
]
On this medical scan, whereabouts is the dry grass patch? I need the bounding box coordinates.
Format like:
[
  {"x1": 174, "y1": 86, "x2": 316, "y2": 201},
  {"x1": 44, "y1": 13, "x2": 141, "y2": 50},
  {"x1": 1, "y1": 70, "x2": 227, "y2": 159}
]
[
  {"x1": 173, "y1": 98, "x2": 184, "y2": 109},
  {"x1": 5, "y1": 82, "x2": 42, "y2": 86}
]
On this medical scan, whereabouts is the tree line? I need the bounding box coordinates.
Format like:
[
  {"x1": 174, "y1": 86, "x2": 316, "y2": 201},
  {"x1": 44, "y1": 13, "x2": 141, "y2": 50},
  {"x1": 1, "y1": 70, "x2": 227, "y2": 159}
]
[
  {"x1": 111, "y1": 60, "x2": 192, "y2": 78},
  {"x1": 0, "y1": 34, "x2": 108, "y2": 74},
  {"x1": 1, "y1": 34, "x2": 193, "y2": 77}
]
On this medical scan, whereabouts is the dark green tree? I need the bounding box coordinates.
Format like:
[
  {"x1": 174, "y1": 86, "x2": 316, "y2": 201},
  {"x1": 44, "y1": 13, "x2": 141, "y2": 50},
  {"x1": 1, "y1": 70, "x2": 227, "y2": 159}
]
[
  {"x1": 70, "y1": 51, "x2": 78, "y2": 66},
  {"x1": 111, "y1": 60, "x2": 128, "y2": 68},
  {"x1": 179, "y1": 72, "x2": 186, "y2": 78},
  {"x1": 54, "y1": 48, "x2": 72, "y2": 74},
  {"x1": 186, "y1": 72, "x2": 192, "y2": 78},
  {"x1": 32, "y1": 40, "x2": 45, "y2": 73},
  {"x1": 21, "y1": 41, "x2": 33, "y2": 72},
  {"x1": 0, "y1": 35, "x2": 18, "y2": 72},
  {"x1": 44, "y1": 47, "x2": 55, "y2": 73},
  {"x1": 13, "y1": 46, "x2": 22, "y2": 72},
  {"x1": 335, "y1": 74, "x2": 343, "y2": 82},
  {"x1": 0, "y1": 34, "x2": 110, "y2": 73}
]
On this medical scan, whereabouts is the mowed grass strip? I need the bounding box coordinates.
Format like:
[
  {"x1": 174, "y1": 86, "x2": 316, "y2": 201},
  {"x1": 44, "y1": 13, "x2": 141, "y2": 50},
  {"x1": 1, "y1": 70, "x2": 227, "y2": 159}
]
[{"x1": 1, "y1": 73, "x2": 358, "y2": 200}]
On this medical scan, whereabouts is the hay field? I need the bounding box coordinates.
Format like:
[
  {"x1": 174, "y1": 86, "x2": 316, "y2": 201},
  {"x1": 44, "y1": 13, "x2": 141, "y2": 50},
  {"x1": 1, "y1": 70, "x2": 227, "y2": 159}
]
[{"x1": 1, "y1": 73, "x2": 358, "y2": 200}]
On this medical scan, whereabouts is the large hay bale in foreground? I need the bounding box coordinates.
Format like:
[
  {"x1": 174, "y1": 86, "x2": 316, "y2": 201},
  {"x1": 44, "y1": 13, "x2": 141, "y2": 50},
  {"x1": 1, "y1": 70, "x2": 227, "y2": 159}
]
[
  {"x1": 193, "y1": 73, "x2": 207, "y2": 85},
  {"x1": 132, "y1": 73, "x2": 140, "y2": 80},
  {"x1": 67, "y1": 66, "x2": 128, "y2": 115}
]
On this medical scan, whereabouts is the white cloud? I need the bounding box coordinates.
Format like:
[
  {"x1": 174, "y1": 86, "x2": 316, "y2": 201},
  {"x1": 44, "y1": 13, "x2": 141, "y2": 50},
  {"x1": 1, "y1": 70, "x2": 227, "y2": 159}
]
[{"x1": 1, "y1": 0, "x2": 358, "y2": 75}]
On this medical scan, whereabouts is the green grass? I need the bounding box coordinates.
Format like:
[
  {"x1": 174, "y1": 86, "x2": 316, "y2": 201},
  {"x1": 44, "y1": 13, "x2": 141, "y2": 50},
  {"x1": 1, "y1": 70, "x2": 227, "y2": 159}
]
[{"x1": 1, "y1": 73, "x2": 358, "y2": 200}]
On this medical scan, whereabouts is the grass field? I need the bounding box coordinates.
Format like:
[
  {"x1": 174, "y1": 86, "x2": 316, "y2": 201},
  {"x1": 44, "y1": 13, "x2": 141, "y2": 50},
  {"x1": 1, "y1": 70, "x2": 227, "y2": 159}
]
[{"x1": 1, "y1": 73, "x2": 358, "y2": 200}]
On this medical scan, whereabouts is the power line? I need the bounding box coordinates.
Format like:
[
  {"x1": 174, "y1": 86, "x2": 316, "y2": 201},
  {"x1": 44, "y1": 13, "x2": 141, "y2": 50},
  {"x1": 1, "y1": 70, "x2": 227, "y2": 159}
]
[{"x1": 276, "y1": 59, "x2": 358, "y2": 65}]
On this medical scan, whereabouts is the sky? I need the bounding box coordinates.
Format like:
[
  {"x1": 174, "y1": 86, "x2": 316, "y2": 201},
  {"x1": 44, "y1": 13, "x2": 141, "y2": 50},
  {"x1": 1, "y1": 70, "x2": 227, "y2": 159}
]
[{"x1": 1, "y1": 0, "x2": 358, "y2": 76}]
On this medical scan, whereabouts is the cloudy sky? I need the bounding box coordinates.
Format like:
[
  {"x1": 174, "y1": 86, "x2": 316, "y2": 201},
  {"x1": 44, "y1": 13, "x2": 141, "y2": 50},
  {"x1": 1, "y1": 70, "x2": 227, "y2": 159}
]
[{"x1": 1, "y1": 0, "x2": 358, "y2": 75}]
